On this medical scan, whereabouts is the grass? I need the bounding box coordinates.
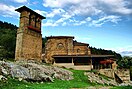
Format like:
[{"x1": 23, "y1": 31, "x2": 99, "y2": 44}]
[
  {"x1": 111, "y1": 86, "x2": 132, "y2": 89},
  {"x1": 0, "y1": 69, "x2": 132, "y2": 89},
  {"x1": 0, "y1": 70, "x2": 92, "y2": 89}
]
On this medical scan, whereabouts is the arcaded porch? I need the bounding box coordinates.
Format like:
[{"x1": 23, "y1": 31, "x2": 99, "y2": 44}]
[
  {"x1": 53, "y1": 55, "x2": 115, "y2": 70},
  {"x1": 53, "y1": 55, "x2": 93, "y2": 70}
]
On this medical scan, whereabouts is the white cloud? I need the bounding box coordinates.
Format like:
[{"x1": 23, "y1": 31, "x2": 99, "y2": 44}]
[
  {"x1": 42, "y1": 0, "x2": 132, "y2": 26},
  {"x1": 34, "y1": 10, "x2": 47, "y2": 16},
  {"x1": 43, "y1": 0, "x2": 81, "y2": 8},
  {"x1": 43, "y1": 0, "x2": 132, "y2": 15},
  {"x1": 90, "y1": 15, "x2": 121, "y2": 27},
  {"x1": 11, "y1": 0, "x2": 27, "y2": 3},
  {"x1": 74, "y1": 20, "x2": 86, "y2": 26},
  {"x1": 46, "y1": 8, "x2": 65, "y2": 17},
  {"x1": 86, "y1": 17, "x2": 92, "y2": 22},
  {"x1": 0, "y1": 3, "x2": 19, "y2": 17},
  {"x1": 42, "y1": 20, "x2": 58, "y2": 27},
  {"x1": 106, "y1": 46, "x2": 132, "y2": 57}
]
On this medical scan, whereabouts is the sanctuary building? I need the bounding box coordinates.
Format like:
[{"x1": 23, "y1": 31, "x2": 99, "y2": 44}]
[{"x1": 44, "y1": 36, "x2": 116, "y2": 70}]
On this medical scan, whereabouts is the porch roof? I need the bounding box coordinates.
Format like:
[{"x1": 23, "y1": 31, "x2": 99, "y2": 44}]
[{"x1": 52, "y1": 54, "x2": 114, "y2": 58}]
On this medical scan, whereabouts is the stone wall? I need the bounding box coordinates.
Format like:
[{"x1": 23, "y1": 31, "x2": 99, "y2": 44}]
[
  {"x1": 45, "y1": 37, "x2": 73, "y2": 63},
  {"x1": 73, "y1": 45, "x2": 89, "y2": 55},
  {"x1": 99, "y1": 69, "x2": 131, "y2": 83},
  {"x1": 115, "y1": 69, "x2": 130, "y2": 83},
  {"x1": 99, "y1": 69, "x2": 115, "y2": 78}
]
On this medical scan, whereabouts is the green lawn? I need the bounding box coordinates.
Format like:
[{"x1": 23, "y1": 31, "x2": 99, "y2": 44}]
[
  {"x1": 0, "y1": 69, "x2": 132, "y2": 89},
  {"x1": 111, "y1": 86, "x2": 132, "y2": 89},
  {"x1": 0, "y1": 70, "x2": 90, "y2": 89}
]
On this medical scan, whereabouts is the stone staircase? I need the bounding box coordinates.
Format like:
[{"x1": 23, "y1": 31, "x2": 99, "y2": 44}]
[
  {"x1": 115, "y1": 69, "x2": 130, "y2": 83},
  {"x1": 99, "y1": 69, "x2": 130, "y2": 83}
]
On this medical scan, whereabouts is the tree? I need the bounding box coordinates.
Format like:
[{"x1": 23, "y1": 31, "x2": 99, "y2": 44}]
[
  {"x1": 0, "y1": 21, "x2": 17, "y2": 60},
  {"x1": 118, "y1": 56, "x2": 132, "y2": 68}
]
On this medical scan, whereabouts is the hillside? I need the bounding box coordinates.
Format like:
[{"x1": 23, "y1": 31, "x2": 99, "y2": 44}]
[{"x1": 0, "y1": 21, "x2": 17, "y2": 60}]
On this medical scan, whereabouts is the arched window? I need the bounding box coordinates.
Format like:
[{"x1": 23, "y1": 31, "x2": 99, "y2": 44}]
[
  {"x1": 57, "y1": 43, "x2": 64, "y2": 49},
  {"x1": 77, "y1": 48, "x2": 80, "y2": 53}
]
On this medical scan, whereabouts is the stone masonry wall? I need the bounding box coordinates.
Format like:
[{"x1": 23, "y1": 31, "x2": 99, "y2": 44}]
[
  {"x1": 73, "y1": 45, "x2": 89, "y2": 55},
  {"x1": 15, "y1": 7, "x2": 43, "y2": 62},
  {"x1": 45, "y1": 38, "x2": 73, "y2": 63}
]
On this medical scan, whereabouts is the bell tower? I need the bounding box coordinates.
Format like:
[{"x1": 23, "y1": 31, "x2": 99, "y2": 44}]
[{"x1": 15, "y1": 6, "x2": 46, "y2": 62}]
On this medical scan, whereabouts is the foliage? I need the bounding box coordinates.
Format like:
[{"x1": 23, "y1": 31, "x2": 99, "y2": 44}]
[
  {"x1": 118, "y1": 56, "x2": 132, "y2": 68},
  {"x1": 0, "y1": 21, "x2": 17, "y2": 60}
]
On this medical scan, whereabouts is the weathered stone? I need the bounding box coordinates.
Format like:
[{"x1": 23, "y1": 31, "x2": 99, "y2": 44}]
[
  {"x1": 0, "y1": 61, "x2": 73, "y2": 82},
  {"x1": 84, "y1": 72, "x2": 118, "y2": 86},
  {"x1": 0, "y1": 75, "x2": 7, "y2": 81}
]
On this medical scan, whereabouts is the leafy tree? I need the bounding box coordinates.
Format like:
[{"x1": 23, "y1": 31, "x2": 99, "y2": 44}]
[
  {"x1": 118, "y1": 56, "x2": 132, "y2": 68},
  {"x1": 0, "y1": 21, "x2": 17, "y2": 60}
]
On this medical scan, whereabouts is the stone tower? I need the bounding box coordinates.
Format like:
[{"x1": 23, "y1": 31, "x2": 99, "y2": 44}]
[{"x1": 15, "y1": 6, "x2": 45, "y2": 62}]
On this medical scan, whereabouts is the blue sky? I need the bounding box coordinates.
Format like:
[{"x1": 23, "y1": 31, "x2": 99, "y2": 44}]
[{"x1": 0, "y1": 0, "x2": 132, "y2": 57}]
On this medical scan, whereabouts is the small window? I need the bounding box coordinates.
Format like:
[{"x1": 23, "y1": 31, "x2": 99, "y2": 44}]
[
  {"x1": 77, "y1": 49, "x2": 80, "y2": 53},
  {"x1": 57, "y1": 43, "x2": 64, "y2": 49}
]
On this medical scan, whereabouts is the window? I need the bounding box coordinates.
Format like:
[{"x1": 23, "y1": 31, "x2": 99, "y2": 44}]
[
  {"x1": 57, "y1": 43, "x2": 64, "y2": 49},
  {"x1": 77, "y1": 48, "x2": 80, "y2": 53}
]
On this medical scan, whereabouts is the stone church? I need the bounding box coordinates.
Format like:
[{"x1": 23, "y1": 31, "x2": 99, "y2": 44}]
[
  {"x1": 15, "y1": 6, "x2": 116, "y2": 70},
  {"x1": 44, "y1": 36, "x2": 116, "y2": 70}
]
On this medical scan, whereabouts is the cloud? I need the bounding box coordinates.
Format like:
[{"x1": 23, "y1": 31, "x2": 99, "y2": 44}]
[
  {"x1": 42, "y1": 0, "x2": 132, "y2": 26},
  {"x1": 42, "y1": 20, "x2": 58, "y2": 26},
  {"x1": 120, "y1": 51, "x2": 132, "y2": 57},
  {"x1": 0, "y1": 3, "x2": 19, "y2": 17},
  {"x1": 43, "y1": 0, "x2": 132, "y2": 15},
  {"x1": 46, "y1": 8, "x2": 65, "y2": 17},
  {"x1": 89, "y1": 15, "x2": 121, "y2": 27},
  {"x1": 106, "y1": 46, "x2": 132, "y2": 57},
  {"x1": 74, "y1": 20, "x2": 86, "y2": 26},
  {"x1": 11, "y1": 0, "x2": 27, "y2": 3},
  {"x1": 100, "y1": 0, "x2": 132, "y2": 15},
  {"x1": 34, "y1": 10, "x2": 47, "y2": 16}
]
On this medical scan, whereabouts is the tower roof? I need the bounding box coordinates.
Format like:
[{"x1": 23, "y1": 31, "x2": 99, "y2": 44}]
[{"x1": 15, "y1": 6, "x2": 46, "y2": 19}]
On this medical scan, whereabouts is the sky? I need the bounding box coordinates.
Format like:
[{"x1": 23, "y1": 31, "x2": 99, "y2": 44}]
[{"x1": 0, "y1": 0, "x2": 132, "y2": 57}]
